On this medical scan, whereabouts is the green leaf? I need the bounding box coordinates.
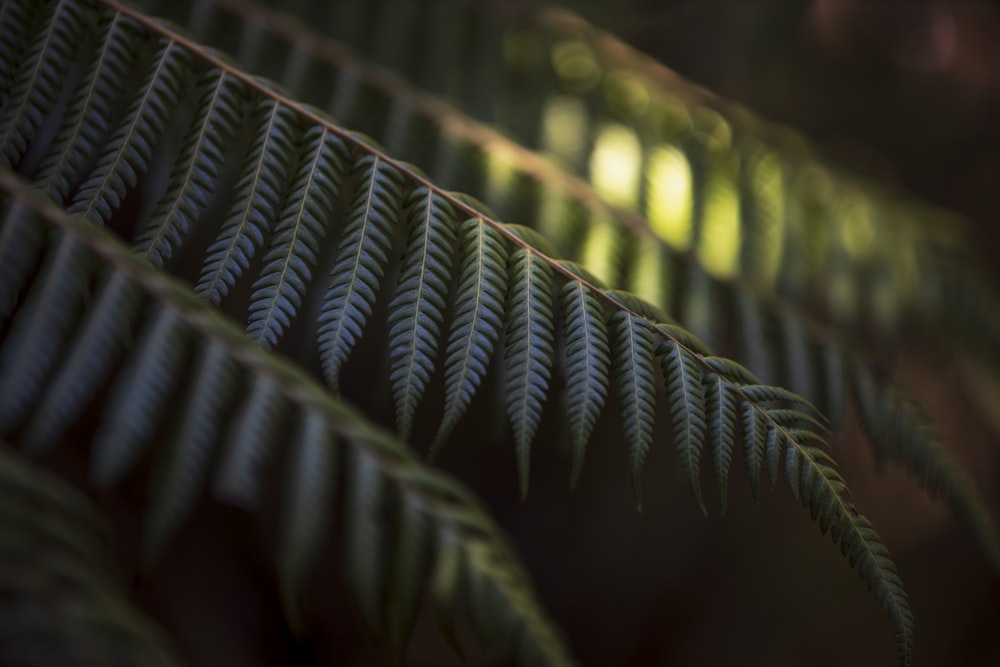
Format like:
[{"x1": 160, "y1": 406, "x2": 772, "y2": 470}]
[
  {"x1": 68, "y1": 37, "x2": 191, "y2": 224},
  {"x1": 248, "y1": 125, "x2": 346, "y2": 348},
  {"x1": 659, "y1": 338, "x2": 708, "y2": 514},
  {"x1": 0, "y1": 236, "x2": 92, "y2": 435},
  {"x1": 197, "y1": 100, "x2": 300, "y2": 304},
  {"x1": 90, "y1": 306, "x2": 190, "y2": 488},
  {"x1": 35, "y1": 8, "x2": 143, "y2": 203},
  {"x1": 343, "y1": 448, "x2": 387, "y2": 636},
  {"x1": 145, "y1": 342, "x2": 239, "y2": 567},
  {"x1": 387, "y1": 186, "x2": 457, "y2": 440},
  {"x1": 0, "y1": 0, "x2": 89, "y2": 170},
  {"x1": 560, "y1": 277, "x2": 610, "y2": 486},
  {"x1": 611, "y1": 310, "x2": 657, "y2": 507},
  {"x1": 704, "y1": 373, "x2": 737, "y2": 513},
  {"x1": 213, "y1": 374, "x2": 288, "y2": 508},
  {"x1": 504, "y1": 247, "x2": 555, "y2": 497},
  {"x1": 432, "y1": 217, "x2": 508, "y2": 457},
  {"x1": 318, "y1": 153, "x2": 405, "y2": 390},
  {"x1": 739, "y1": 398, "x2": 766, "y2": 501},
  {"x1": 134, "y1": 68, "x2": 245, "y2": 267},
  {"x1": 278, "y1": 410, "x2": 337, "y2": 632},
  {"x1": 20, "y1": 271, "x2": 144, "y2": 454}
]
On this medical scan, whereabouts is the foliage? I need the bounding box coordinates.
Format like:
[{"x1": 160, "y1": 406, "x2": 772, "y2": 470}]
[{"x1": 0, "y1": 0, "x2": 997, "y2": 665}]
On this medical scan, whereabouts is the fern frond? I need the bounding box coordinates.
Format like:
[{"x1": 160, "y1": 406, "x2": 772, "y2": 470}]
[
  {"x1": 387, "y1": 186, "x2": 458, "y2": 440},
  {"x1": 248, "y1": 124, "x2": 346, "y2": 348},
  {"x1": 853, "y1": 367, "x2": 1000, "y2": 571},
  {"x1": 0, "y1": 4, "x2": 926, "y2": 660},
  {"x1": 0, "y1": 0, "x2": 88, "y2": 170},
  {"x1": 660, "y1": 338, "x2": 708, "y2": 514},
  {"x1": 34, "y1": 8, "x2": 143, "y2": 203},
  {"x1": 0, "y1": 200, "x2": 45, "y2": 318},
  {"x1": 134, "y1": 68, "x2": 246, "y2": 267},
  {"x1": 432, "y1": 217, "x2": 508, "y2": 457},
  {"x1": 212, "y1": 374, "x2": 288, "y2": 508},
  {"x1": 125, "y1": 1, "x2": 997, "y2": 591},
  {"x1": 0, "y1": 236, "x2": 92, "y2": 434},
  {"x1": 317, "y1": 152, "x2": 404, "y2": 391},
  {"x1": 739, "y1": 399, "x2": 766, "y2": 500},
  {"x1": 341, "y1": 447, "x2": 386, "y2": 636},
  {"x1": 610, "y1": 310, "x2": 658, "y2": 507},
  {"x1": 385, "y1": 487, "x2": 431, "y2": 654},
  {"x1": 68, "y1": 37, "x2": 191, "y2": 224},
  {"x1": 196, "y1": 99, "x2": 299, "y2": 303},
  {"x1": 703, "y1": 372, "x2": 737, "y2": 512},
  {"x1": 0, "y1": 445, "x2": 184, "y2": 666},
  {"x1": 0, "y1": 0, "x2": 47, "y2": 89},
  {"x1": 145, "y1": 341, "x2": 239, "y2": 563},
  {"x1": 560, "y1": 272, "x2": 610, "y2": 486},
  {"x1": 0, "y1": 170, "x2": 576, "y2": 667},
  {"x1": 504, "y1": 248, "x2": 555, "y2": 497},
  {"x1": 277, "y1": 409, "x2": 336, "y2": 631},
  {"x1": 89, "y1": 305, "x2": 190, "y2": 488},
  {"x1": 20, "y1": 271, "x2": 144, "y2": 454}
]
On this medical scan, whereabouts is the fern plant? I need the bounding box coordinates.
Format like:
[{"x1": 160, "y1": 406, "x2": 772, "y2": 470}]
[
  {"x1": 0, "y1": 0, "x2": 996, "y2": 665},
  {"x1": 136, "y1": 0, "x2": 1000, "y2": 573}
]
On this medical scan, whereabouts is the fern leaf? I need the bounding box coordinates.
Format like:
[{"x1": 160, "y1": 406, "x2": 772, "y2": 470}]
[
  {"x1": 34, "y1": 8, "x2": 142, "y2": 203},
  {"x1": 741, "y1": 384, "x2": 823, "y2": 417},
  {"x1": 90, "y1": 305, "x2": 190, "y2": 489},
  {"x1": 317, "y1": 152, "x2": 404, "y2": 390},
  {"x1": 0, "y1": 200, "x2": 44, "y2": 319},
  {"x1": 739, "y1": 398, "x2": 766, "y2": 501},
  {"x1": 386, "y1": 492, "x2": 431, "y2": 657},
  {"x1": 68, "y1": 38, "x2": 191, "y2": 224},
  {"x1": 248, "y1": 125, "x2": 346, "y2": 348},
  {"x1": 0, "y1": 0, "x2": 45, "y2": 89},
  {"x1": 560, "y1": 277, "x2": 610, "y2": 486},
  {"x1": 702, "y1": 355, "x2": 760, "y2": 385},
  {"x1": 431, "y1": 525, "x2": 466, "y2": 659},
  {"x1": 659, "y1": 338, "x2": 708, "y2": 514},
  {"x1": 432, "y1": 217, "x2": 508, "y2": 457},
  {"x1": 1, "y1": 170, "x2": 577, "y2": 665},
  {"x1": 387, "y1": 186, "x2": 457, "y2": 440},
  {"x1": 463, "y1": 540, "x2": 574, "y2": 667},
  {"x1": 134, "y1": 68, "x2": 246, "y2": 267},
  {"x1": 213, "y1": 375, "x2": 289, "y2": 508},
  {"x1": 606, "y1": 288, "x2": 667, "y2": 324},
  {"x1": 854, "y1": 367, "x2": 1000, "y2": 571},
  {"x1": 504, "y1": 247, "x2": 555, "y2": 497},
  {"x1": 782, "y1": 435, "x2": 914, "y2": 664},
  {"x1": 0, "y1": 0, "x2": 88, "y2": 170},
  {"x1": 343, "y1": 448, "x2": 387, "y2": 636},
  {"x1": 703, "y1": 372, "x2": 737, "y2": 513},
  {"x1": 144, "y1": 342, "x2": 239, "y2": 566},
  {"x1": 278, "y1": 409, "x2": 337, "y2": 632},
  {"x1": 611, "y1": 310, "x2": 658, "y2": 507},
  {"x1": 654, "y1": 322, "x2": 713, "y2": 358},
  {"x1": 0, "y1": 236, "x2": 91, "y2": 434},
  {"x1": 0, "y1": 445, "x2": 185, "y2": 666},
  {"x1": 763, "y1": 420, "x2": 783, "y2": 489},
  {"x1": 20, "y1": 271, "x2": 144, "y2": 454},
  {"x1": 196, "y1": 100, "x2": 300, "y2": 304},
  {"x1": 504, "y1": 223, "x2": 558, "y2": 256}
]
